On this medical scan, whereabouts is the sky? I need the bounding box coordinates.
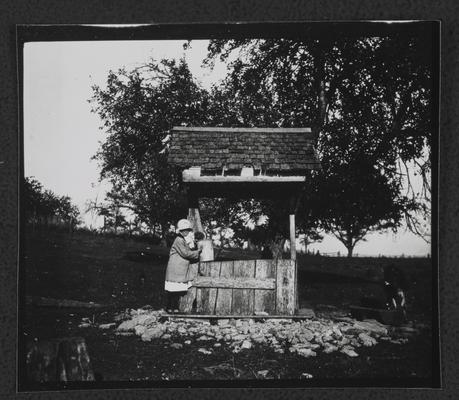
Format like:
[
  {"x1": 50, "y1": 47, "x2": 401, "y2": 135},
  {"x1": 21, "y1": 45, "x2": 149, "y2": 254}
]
[{"x1": 23, "y1": 40, "x2": 431, "y2": 257}]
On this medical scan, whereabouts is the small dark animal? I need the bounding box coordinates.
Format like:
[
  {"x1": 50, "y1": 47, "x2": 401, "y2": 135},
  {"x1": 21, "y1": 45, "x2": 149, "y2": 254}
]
[{"x1": 383, "y1": 264, "x2": 409, "y2": 319}]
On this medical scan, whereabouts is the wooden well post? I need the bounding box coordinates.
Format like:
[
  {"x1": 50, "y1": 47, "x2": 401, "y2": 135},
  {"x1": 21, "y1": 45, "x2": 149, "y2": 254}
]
[
  {"x1": 289, "y1": 195, "x2": 298, "y2": 312},
  {"x1": 186, "y1": 189, "x2": 203, "y2": 233}
]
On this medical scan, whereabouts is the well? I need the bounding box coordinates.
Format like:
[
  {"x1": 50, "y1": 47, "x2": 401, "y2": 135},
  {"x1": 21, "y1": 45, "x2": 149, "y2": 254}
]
[{"x1": 167, "y1": 126, "x2": 321, "y2": 316}]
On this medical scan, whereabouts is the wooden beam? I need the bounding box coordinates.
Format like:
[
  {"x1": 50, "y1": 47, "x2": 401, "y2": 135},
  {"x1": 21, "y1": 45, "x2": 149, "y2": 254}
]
[
  {"x1": 276, "y1": 259, "x2": 295, "y2": 315},
  {"x1": 172, "y1": 126, "x2": 312, "y2": 134},
  {"x1": 192, "y1": 276, "x2": 276, "y2": 290},
  {"x1": 289, "y1": 213, "x2": 296, "y2": 262},
  {"x1": 187, "y1": 189, "x2": 203, "y2": 233},
  {"x1": 164, "y1": 314, "x2": 314, "y2": 320},
  {"x1": 188, "y1": 207, "x2": 203, "y2": 233},
  {"x1": 183, "y1": 173, "x2": 306, "y2": 183}
]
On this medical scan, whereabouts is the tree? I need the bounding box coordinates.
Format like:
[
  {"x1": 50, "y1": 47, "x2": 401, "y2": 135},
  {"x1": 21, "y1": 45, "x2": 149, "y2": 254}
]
[
  {"x1": 90, "y1": 59, "x2": 211, "y2": 240},
  {"x1": 204, "y1": 33, "x2": 433, "y2": 247},
  {"x1": 23, "y1": 177, "x2": 80, "y2": 231},
  {"x1": 315, "y1": 158, "x2": 417, "y2": 257}
]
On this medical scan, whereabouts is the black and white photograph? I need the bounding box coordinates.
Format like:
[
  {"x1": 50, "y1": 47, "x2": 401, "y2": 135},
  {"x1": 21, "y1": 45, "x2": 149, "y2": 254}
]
[{"x1": 17, "y1": 22, "x2": 439, "y2": 390}]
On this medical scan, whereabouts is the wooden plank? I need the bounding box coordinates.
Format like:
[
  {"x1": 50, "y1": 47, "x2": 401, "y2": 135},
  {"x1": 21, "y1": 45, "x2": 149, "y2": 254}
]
[
  {"x1": 165, "y1": 314, "x2": 313, "y2": 320},
  {"x1": 202, "y1": 262, "x2": 220, "y2": 314},
  {"x1": 25, "y1": 297, "x2": 105, "y2": 309},
  {"x1": 214, "y1": 261, "x2": 233, "y2": 315},
  {"x1": 199, "y1": 261, "x2": 221, "y2": 276},
  {"x1": 232, "y1": 260, "x2": 255, "y2": 315},
  {"x1": 172, "y1": 126, "x2": 312, "y2": 133},
  {"x1": 192, "y1": 276, "x2": 275, "y2": 289},
  {"x1": 196, "y1": 287, "x2": 208, "y2": 313},
  {"x1": 276, "y1": 259, "x2": 296, "y2": 315},
  {"x1": 289, "y1": 213, "x2": 296, "y2": 261},
  {"x1": 179, "y1": 263, "x2": 199, "y2": 312},
  {"x1": 254, "y1": 260, "x2": 276, "y2": 314},
  {"x1": 183, "y1": 175, "x2": 306, "y2": 183},
  {"x1": 179, "y1": 287, "x2": 196, "y2": 313}
]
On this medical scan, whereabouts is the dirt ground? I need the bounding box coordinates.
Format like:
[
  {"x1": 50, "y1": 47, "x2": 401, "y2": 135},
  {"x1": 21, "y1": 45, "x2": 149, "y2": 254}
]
[{"x1": 20, "y1": 230, "x2": 438, "y2": 387}]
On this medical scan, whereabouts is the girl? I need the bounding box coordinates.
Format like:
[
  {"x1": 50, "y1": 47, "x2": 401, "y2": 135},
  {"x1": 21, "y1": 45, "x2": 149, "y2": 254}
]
[{"x1": 164, "y1": 219, "x2": 202, "y2": 313}]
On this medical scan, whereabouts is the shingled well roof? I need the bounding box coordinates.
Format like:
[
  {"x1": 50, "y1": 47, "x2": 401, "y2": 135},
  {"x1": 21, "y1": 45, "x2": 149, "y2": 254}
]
[{"x1": 167, "y1": 127, "x2": 321, "y2": 173}]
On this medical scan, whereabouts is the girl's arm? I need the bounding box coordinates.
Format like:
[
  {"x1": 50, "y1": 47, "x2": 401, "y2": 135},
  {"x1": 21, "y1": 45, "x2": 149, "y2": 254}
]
[{"x1": 174, "y1": 238, "x2": 201, "y2": 261}]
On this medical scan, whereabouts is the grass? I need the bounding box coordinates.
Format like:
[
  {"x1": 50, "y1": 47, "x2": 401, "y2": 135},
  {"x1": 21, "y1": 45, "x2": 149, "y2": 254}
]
[{"x1": 20, "y1": 229, "x2": 437, "y2": 387}]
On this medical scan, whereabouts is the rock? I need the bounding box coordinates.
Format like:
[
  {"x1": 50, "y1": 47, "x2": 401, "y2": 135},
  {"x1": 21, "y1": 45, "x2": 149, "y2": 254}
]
[
  {"x1": 161, "y1": 333, "x2": 172, "y2": 340},
  {"x1": 170, "y1": 343, "x2": 183, "y2": 349},
  {"x1": 251, "y1": 334, "x2": 265, "y2": 344},
  {"x1": 224, "y1": 334, "x2": 232, "y2": 342},
  {"x1": 301, "y1": 373, "x2": 313, "y2": 379},
  {"x1": 217, "y1": 319, "x2": 230, "y2": 327},
  {"x1": 78, "y1": 322, "x2": 92, "y2": 329},
  {"x1": 240, "y1": 340, "x2": 252, "y2": 350},
  {"x1": 340, "y1": 346, "x2": 359, "y2": 357},
  {"x1": 141, "y1": 327, "x2": 164, "y2": 341},
  {"x1": 323, "y1": 344, "x2": 339, "y2": 354},
  {"x1": 240, "y1": 326, "x2": 249, "y2": 335},
  {"x1": 302, "y1": 329, "x2": 315, "y2": 342},
  {"x1": 98, "y1": 323, "x2": 116, "y2": 330},
  {"x1": 233, "y1": 334, "x2": 248, "y2": 341},
  {"x1": 257, "y1": 370, "x2": 269, "y2": 378},
  {"x1": 235, "y1": 320, "x2": 244, "y2": 328},
  {"x1": 398, "y1": 325, "x2": 419, "y2": 334},
  {"x1": 197, "y1": 335, "x2": 212, "y2": 341},
  {"x1": 197, "y1": 348, "x2": 212, "y2": 355},
  {"x1": 274, "y1": 348, "x2": 285, "y2": 354},
  {"x1": 359, "y1": 333, "x2": 377, "y2": 347},
  {"x1": 332, "y1": 326, "x2": 343, "y2": 338},
  {"x1": 134, "y1": 325, "x2": 147, "y2": 336},
  {"x1": 249, "y1": 326, "x2": 259, "y2": 334},
  {"x1": 117, "y1": 317, "x2": 142, "y2": 332},
  {"x1": 297, "y1": 308, "x2": 316, "y2": 318},
  {"x1": 113, "y1": 310, "x2": 130, "y2": 322},
  {"x1": 213, "y1": 343, "x2": 222, "y2": 348},
  {"x1": 296, "y1": 348, "x2": 316, "y2": 357},
  {"x1": 322, "y1": 334, "x2": 333, "y2": 342},
  {"x1": 389, "y1": 338, "x2": 409, "y2": 345},
  {"x1": 184, "y1": 340, "x2": 192, "y2": 345},
  {"x1": 338, "y1": 337, "x2": 350, "y2": 346},
  {"x1": 142, "y1": 316, "x2": 157, "y2": 327},
  {"x1": 352, "y1": 320, "x2": 388, "y2": 336}
]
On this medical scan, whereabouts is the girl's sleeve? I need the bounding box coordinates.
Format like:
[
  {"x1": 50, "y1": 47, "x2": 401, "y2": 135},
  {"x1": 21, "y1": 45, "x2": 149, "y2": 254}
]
[{"x1": 174, "y1": 239, "x2": 200, "y2": 262}]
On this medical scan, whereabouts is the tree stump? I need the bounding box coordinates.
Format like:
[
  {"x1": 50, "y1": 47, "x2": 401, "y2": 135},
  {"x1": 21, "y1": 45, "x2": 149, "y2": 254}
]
[{"x1": 26, "y1": 337, "x2": 95, "y2": 382}]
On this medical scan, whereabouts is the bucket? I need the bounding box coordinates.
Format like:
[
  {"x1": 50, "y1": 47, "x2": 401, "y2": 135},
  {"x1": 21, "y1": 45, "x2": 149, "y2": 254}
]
[{"x1": 199, "y1": 239, "x2": 214, "y2": 262}]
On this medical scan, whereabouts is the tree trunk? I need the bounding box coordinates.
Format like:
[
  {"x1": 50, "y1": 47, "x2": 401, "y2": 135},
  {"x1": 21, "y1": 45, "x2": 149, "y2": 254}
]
[
  {"x1": 346, "y1": 244, "x2": 354, "y2": 258},
  {"x1": 26, "y1": 337, "x2": 95, "y2": 382}
]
